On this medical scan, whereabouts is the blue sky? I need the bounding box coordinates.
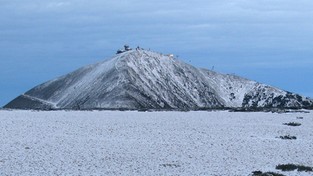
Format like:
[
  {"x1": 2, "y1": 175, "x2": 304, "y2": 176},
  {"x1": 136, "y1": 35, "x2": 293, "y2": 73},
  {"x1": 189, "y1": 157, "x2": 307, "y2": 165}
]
[{"x1": 1, "y1": 0, "x2": 313, "y2": 107}]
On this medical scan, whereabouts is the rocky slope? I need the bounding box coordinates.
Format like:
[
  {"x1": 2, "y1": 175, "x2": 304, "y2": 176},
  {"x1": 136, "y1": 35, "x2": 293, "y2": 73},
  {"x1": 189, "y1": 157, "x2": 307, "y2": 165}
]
[{"x1": 4, "y1": 50, "x2": 313, "y2": 110}]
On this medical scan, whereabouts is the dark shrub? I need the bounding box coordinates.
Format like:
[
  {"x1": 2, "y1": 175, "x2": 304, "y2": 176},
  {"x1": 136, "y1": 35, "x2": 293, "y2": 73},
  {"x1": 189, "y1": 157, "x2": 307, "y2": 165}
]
[
  {"x1": 279, "y1": 135, "x2": 297, "y2": 140},
  {"x1": 251, "y1": 171, "x2": 285, "y2": 176},
  {"x1": 160, "y1": 163, "x2": 180, "y2": 168},
  {"x1": 297, "y1": 165, "x2": 313, "y2": 172},
  {"x1": 283, "y1": 122, "x2": 301, "y2": 126},
  {"x1": 252, "y1": 171, "x2": 263, "y2": 175},
  {"x1": 276, "y1": 164, "x2": 313, "y2": 172},
  {"x1": 276, "y1": 164, "x2": 298, "y2": 171}
]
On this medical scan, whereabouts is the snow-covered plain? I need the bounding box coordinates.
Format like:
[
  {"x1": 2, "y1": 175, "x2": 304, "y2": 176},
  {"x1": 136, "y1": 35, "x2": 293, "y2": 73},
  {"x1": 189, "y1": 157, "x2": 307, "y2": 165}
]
[{"x1": 0, "y1": 110, "x2": 312, "y2": 176}]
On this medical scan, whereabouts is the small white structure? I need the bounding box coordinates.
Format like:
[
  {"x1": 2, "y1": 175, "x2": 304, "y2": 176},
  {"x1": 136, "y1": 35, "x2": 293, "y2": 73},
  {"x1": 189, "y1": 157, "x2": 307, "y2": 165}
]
[{"x1": 167, "y1": 54, "x2": 174, "y2": 58}]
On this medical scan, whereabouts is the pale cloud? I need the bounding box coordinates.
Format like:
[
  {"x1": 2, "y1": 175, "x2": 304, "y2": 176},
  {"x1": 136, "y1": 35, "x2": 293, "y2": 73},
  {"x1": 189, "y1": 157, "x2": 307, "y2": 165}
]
[{"x1": 46, "y1": 1, "x2": 71, "y2": 9}]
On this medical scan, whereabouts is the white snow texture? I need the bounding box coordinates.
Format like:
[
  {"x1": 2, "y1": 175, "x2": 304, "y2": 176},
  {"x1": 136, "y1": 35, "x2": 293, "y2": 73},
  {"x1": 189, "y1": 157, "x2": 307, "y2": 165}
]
[{"x1": 0, "y1": 110, "x2": 312, "y2": 175}]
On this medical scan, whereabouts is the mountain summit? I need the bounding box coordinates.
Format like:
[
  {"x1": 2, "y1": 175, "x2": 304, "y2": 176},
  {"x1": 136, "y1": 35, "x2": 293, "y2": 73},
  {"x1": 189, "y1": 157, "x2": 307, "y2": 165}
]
[{"x1": 4, "y1": 49, "x2": 313, "y2": 110}]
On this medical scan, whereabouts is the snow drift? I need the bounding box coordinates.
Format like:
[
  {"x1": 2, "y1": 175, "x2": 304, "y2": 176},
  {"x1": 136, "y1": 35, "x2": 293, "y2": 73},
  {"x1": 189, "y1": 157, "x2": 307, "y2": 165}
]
[{"x1": 4, "y1": 49, "x2": 313, "y2": 110}]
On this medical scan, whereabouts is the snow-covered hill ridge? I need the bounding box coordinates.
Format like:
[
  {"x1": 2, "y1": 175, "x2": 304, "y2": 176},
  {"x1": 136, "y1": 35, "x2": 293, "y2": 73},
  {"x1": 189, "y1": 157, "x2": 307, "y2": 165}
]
[{"x1": 4, "y1": 49, "x2": 313, "y2": 110}]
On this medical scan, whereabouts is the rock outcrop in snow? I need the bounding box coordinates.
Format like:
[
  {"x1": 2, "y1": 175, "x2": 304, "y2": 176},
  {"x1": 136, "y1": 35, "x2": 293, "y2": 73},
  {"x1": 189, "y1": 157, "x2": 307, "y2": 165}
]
[{"x1": 4, "y1": 49, "x2": 313, "y2": 110}]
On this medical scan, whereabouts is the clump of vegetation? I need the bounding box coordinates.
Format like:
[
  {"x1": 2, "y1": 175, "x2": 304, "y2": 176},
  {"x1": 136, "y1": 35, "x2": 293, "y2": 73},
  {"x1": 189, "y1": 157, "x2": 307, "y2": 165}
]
[
  {"x1": 278, "y1": 135, "x2": 297, "y2": 140},
  {"x1": 276, "y1": 164, "x2": 298, "y2": 171},
  {"x1": 276, "y1": 164, "x2": 313, "y2": 172},
  {"x1": 252, "y1": 164, "x2": 313, "y2": 176},
  {"x1": 283, "y1": 122, "x2": 301, "y2": 127},
  {"x1": 251, "y1": 170, "x2": 285, "y2": 176},
  {"x1": 297, "y1": 165, "x2": 313, "y2": 172},
  {"x1": 160, "y1": 163, "x2": 180, "y2": 168}
]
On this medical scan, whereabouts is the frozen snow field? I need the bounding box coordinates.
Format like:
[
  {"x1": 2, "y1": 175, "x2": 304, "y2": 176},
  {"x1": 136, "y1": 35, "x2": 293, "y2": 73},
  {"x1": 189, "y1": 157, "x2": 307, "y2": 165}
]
[{"x1": 0, "y1": 110, "x2": 312, "y2": 176}]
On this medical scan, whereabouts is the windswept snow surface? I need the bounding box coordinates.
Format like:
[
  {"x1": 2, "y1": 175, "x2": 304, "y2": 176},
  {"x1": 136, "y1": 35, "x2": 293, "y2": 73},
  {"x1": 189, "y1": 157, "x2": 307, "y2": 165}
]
[{"x1": 0, "y1": 110, "x2": 312, "y2": 176}]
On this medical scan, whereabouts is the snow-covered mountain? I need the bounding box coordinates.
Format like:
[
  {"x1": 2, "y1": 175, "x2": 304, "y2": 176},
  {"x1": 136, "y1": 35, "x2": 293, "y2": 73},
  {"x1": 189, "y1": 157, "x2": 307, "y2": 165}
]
[{"x1": 4, "y1": 49, "x2": 313, "y2": 110}]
